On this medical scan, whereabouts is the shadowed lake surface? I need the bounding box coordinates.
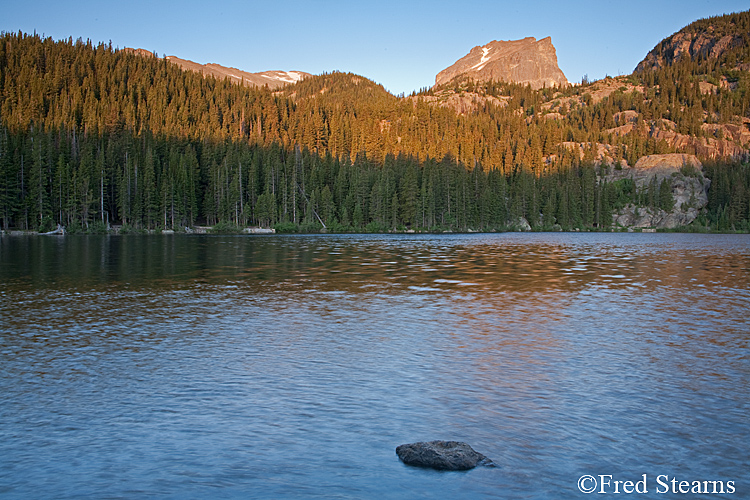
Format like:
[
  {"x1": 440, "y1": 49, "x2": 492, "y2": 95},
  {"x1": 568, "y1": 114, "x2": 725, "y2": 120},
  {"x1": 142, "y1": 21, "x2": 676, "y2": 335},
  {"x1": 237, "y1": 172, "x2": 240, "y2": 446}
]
[{"x1": 1, "y1": 233, "x2": 748, "y2": 499}]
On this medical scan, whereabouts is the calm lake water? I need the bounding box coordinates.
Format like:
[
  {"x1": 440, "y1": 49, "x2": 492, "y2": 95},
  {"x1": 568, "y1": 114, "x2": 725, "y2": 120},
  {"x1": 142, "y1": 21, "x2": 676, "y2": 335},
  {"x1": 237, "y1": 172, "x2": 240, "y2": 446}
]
[{"x1": 1, "y1": 233, "x2": 748, "y2": 499}]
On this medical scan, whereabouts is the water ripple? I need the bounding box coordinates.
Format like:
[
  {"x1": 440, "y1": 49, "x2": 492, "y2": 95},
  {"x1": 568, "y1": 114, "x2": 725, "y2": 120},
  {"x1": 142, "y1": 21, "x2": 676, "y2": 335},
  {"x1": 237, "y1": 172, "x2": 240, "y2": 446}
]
[{"x1": 0, "y1": 233, "x2": 748, "y2": 498}]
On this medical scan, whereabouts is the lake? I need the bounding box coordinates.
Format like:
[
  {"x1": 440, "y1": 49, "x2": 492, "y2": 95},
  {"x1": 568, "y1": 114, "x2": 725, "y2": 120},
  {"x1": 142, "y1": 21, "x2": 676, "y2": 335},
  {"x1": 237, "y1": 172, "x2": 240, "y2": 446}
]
[{"x1": 1, "y1": 233, "x2": 748, "y2": 499}]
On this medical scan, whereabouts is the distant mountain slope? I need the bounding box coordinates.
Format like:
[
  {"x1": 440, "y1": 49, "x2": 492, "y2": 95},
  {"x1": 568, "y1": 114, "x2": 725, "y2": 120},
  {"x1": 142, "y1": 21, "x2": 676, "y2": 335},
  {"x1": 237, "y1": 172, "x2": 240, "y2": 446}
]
[
  {"x1": 165, "y1": 56, "x2": 310, "y2": 89},
  {"x1": 124, "y1": 48, "x2": 310, "y2": 89},
  {"x1": 436, "y1": 37, "x2": 568, "y2": 89},
  {"x1": 635, "y1": 10, "x2": 750, "y2": 71}
]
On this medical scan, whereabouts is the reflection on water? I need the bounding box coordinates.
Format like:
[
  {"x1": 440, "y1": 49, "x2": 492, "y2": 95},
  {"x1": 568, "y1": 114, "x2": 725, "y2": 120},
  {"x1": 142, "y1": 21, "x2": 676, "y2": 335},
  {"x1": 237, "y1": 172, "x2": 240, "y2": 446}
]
[
  {"x1": 1, "y1": 233, "x2": 748, "y2": 499},
  {"x1": 3, "y1": 233, "x2": 748, "y2": 294}
]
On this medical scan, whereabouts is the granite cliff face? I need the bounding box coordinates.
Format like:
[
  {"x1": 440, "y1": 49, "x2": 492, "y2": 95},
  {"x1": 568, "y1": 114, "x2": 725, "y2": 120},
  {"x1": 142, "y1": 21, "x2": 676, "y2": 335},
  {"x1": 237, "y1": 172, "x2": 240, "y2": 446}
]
[
  {"x1": 436, "y1": 37, "x2": 568, "y2": 89},
  {"x1": 606, "y1": 154, "x2": 711, "y2": 229},
  {"x1": 636, "y1": 32, "x2": 746, "y2": 72},
  {"x1": 635, "y1": 10, "x2": 750, "y2": 72},
  {"x1": 604, "y1": 117, "x2": 750, "y2": 160}
]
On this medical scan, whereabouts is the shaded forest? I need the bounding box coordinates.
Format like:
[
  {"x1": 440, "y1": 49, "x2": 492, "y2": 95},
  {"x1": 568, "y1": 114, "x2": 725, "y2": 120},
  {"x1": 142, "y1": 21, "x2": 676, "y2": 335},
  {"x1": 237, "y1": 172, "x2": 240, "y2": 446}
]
[{"x1": 0, "y1": 28, "x2": 748, "y2": 233}]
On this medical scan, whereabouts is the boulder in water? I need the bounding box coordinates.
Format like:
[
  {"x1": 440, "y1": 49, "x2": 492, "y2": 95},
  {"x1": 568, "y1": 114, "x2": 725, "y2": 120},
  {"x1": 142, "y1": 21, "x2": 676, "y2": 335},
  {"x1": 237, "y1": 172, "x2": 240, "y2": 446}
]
[{"x1": 395, "y1": 441, "x2": 494, "y2": 471}]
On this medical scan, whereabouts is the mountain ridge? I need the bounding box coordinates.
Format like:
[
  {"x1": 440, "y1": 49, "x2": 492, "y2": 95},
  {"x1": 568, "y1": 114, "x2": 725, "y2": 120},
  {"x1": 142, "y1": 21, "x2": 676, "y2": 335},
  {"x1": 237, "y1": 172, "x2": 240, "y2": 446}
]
[{"x1": 124, "y1": 48, "x2": 310, "y2": 89}]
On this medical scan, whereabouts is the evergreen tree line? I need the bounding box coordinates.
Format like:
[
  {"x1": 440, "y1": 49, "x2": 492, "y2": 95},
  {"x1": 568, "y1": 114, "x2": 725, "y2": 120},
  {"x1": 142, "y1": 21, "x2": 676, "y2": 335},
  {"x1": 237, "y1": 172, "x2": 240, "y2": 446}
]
[
  {"x1": 4, "y1": 31, "x2": 747, "y2": 178},
  {"x1": 1, "y1": 31, "x2": 749, "y2": 232},
  {"x1": 3, "y1": 124, "x2": 748, "y2": 232}
]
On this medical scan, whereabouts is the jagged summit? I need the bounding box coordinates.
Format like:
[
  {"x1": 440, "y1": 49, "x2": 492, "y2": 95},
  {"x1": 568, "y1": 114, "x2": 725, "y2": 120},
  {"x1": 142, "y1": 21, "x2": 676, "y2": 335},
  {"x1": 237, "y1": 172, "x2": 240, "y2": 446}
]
[{"x1": 436, "y1": 37, "x2": 568, "y2": 89}]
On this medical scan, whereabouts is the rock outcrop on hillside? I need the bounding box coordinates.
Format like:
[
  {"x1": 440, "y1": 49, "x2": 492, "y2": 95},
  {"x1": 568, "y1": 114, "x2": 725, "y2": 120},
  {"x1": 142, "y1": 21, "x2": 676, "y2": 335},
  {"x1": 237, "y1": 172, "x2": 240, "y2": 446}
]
[
  {"x1": 556, "y1": 142, "x2": 621, "y2": 167},
  {"x1": 635, "y1": 10, "x2": 750, "y2": 71},
  {"x1": 121, "y1": 48, "x2": 156, "y2": 58},
  {"x1": 636, "y1": 32, "x2": 746, "y2": 72},
  {"x1": 411, "y1": 91, "x2": 509, "y2": 114},
  {"x1": 605, "y1": 154, "x2": 711, "y2": 229},
  {"x1": 604, "y1": 118, "x2": 750, "y2": 159},
  {"x1": 436, "y1": 37, "x2": 568, "y2": 90}
]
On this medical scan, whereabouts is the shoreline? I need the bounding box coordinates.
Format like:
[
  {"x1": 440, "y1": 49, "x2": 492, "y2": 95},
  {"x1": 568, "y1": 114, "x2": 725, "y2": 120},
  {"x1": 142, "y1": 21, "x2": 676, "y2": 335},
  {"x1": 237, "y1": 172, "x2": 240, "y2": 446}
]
[{"x1": 2, "y1": 226, "x2": 748, "y2": 236}]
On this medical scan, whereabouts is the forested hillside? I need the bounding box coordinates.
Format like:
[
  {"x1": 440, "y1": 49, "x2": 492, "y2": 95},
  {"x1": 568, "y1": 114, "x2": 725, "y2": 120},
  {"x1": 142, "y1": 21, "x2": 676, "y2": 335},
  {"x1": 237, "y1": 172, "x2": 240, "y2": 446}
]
[{"x1": 0, "y1": 20, "x2": 749, "y2": 233}]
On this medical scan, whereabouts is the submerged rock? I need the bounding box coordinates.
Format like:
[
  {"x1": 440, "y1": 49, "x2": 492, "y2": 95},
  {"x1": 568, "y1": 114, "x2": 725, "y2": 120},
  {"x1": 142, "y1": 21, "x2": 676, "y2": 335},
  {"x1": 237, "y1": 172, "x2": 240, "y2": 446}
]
[{"x1": 396, "y1": 441, "x2": 495, "y2": 471}]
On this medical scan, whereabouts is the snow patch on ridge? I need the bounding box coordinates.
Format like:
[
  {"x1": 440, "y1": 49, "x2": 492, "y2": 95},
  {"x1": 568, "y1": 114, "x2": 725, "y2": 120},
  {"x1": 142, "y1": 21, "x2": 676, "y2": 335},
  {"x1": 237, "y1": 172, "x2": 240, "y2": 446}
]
[
  {"x1": 287, "y1": 71, "x2": 306, "y2": 82},
  {"x1": 268, "y1": 71, "x2": 306, "y2": 84},
  {"x1": 472, "y1": 46, "x2": 492, "y2": 71}
]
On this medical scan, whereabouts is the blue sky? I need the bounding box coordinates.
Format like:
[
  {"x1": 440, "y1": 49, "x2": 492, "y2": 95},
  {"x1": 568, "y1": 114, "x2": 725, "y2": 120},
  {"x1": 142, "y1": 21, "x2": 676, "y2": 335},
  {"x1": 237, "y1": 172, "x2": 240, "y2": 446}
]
[{"x1": 4, "y1": 0, "x2": 749, "y2": 95}]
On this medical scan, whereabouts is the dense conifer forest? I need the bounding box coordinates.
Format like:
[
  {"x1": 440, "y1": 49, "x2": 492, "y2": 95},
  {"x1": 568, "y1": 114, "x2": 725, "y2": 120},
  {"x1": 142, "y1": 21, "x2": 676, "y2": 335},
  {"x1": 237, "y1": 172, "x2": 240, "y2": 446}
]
[{"x1": 0, "y1": 19, "x2": 748, "y2": 233}]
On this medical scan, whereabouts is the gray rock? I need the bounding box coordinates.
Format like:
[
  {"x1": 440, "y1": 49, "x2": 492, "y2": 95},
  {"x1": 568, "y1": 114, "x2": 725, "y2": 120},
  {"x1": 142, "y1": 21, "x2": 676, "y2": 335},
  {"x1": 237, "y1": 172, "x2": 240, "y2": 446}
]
[
  {"x1": 396, "y1": 441, "x2": 495, "y2": 471},
  {"x1": 606, "y1": 154, "x2": 711, "y2": 229}
]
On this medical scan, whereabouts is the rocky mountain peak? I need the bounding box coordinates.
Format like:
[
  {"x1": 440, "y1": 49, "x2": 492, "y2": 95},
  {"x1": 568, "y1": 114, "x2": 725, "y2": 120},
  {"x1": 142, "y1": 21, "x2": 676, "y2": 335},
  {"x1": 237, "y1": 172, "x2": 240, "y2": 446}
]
[{"x1": 436, "y1": 37, "x2": 568, "y2": 89}]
